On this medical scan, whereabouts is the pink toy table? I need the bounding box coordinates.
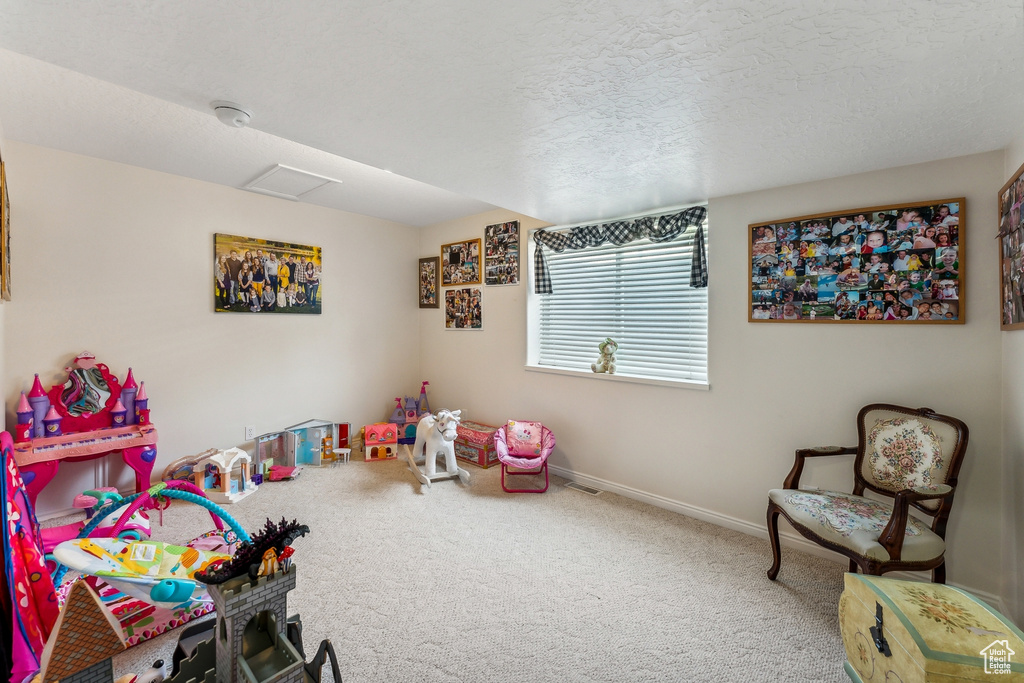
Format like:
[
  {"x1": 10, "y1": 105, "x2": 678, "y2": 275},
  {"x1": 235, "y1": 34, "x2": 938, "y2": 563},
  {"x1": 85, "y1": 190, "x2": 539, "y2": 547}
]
[{"x1": 14, "y1": 425, "x2": 158, "y2": 509}]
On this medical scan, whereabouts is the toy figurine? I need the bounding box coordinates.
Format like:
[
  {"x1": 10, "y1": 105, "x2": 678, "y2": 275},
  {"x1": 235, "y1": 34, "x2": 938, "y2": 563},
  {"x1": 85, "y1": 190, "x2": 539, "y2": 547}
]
[
  {"x1": 258, "y1": 548, "x2": 280, "y2": 577},
  {"x1": 591, "y1": 337, "x2": 618, "y2": 374}
]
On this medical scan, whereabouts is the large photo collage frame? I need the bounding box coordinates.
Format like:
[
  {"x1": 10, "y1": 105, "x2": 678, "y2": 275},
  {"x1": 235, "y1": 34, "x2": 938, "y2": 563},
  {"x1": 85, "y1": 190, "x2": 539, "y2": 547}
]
[
  {"x1": 999, "y1": 162, "x2": 1024, "y2": 329},
  {"x1": 749, "y1": 199, "x2": 964, "y2": 323}
]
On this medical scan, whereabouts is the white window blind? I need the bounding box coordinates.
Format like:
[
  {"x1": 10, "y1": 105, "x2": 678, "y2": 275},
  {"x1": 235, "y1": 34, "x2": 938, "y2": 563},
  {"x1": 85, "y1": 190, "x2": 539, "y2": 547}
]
[{"x1": 535, "y1": 224, "x2": 708, "y2": 383}]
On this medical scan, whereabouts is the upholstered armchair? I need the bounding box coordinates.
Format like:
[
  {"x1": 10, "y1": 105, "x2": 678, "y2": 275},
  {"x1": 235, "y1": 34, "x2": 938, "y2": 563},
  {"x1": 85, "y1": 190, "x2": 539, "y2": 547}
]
[{"x1": 766, "y1": 404, "x2": 969, "y2": 583}]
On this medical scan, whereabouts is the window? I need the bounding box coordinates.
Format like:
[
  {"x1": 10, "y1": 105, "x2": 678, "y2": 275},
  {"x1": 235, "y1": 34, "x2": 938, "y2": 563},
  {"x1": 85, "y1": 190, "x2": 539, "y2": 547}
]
[{"x1": 528, "y1": 216, "x2": 708, "y2": 385}]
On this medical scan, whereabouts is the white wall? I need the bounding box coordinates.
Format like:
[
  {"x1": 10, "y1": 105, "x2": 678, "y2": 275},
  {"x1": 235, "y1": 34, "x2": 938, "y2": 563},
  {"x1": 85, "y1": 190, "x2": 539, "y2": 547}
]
[
  {"x1": 1002, "y1": 138, "x2": 1024, "y2": 624},
  {"x1": 3, "y1": 141, "x2": 420, "y2": 516},
  {"x1": 419, "y1": 151, "x2": 1008, "y2": 607}
]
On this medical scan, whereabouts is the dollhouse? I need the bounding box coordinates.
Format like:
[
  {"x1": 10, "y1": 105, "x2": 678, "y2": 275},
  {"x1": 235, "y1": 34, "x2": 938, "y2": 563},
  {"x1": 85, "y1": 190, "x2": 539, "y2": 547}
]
[
  {"x1": 363, "y1": 423, "x2": 398, "y2": 460},
  {"x1": 253, "y1": 421, "x2": 349, "y2": 472},
  {"x1": 254, "y1": 429, "x2": 293, "y2": 476},
  {"x1": 194, "y1": 448, "x2": 256, "y2": 504}
]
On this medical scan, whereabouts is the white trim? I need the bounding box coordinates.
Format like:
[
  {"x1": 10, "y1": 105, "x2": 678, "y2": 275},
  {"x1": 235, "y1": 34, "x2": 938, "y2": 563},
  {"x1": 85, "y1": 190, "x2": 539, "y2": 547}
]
[
  {"x1": 524, "y1": 363, "x2": 710, "y2": 390},
  {"x1": 549, "y1": 464, "x2": 1011, "y2": 617}
]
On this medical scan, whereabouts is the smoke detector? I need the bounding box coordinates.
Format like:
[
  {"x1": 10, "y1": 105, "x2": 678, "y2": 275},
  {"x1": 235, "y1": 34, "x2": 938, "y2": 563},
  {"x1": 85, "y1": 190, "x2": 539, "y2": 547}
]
[{"x1": 211, "y1": 101, "x2": 253, "y2": 128}]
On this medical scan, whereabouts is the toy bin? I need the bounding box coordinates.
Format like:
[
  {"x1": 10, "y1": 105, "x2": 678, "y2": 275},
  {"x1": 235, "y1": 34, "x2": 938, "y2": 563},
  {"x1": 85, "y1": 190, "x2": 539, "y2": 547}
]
[
  {"x1": 453, "y1": 420, "x2": 500, "y2": 468},
  {"x1": 839, "y1": 573, "x2": 1024, "y2": 681}
]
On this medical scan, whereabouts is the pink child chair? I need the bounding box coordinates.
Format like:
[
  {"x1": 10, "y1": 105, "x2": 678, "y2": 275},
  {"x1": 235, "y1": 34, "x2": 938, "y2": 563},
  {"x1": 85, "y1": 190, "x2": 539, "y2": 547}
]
[{"x1": 494, "y1": 421, "x2": 555, "y2": 493}]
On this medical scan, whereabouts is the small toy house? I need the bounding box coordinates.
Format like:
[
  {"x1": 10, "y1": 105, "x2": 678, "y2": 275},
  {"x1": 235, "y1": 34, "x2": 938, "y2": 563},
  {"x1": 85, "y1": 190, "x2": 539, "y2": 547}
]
[
  {"x1": 38, "y1": 580, "x2": 125, "y2": 683},
  {"x1": 194, "y1": 448, "x2": 257, "y2": 504},
  {"x1": 364, "y1": 423, "x2": 398, "y2": 460},
  {"x1": 283, "y1": 420, "x2": 350, "y2": 467}
]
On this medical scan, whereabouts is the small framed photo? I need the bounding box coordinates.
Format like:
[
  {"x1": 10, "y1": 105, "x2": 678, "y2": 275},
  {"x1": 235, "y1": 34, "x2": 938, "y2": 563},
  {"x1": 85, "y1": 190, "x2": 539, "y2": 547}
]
[
  {"x1": 445, "y1": 287, "x2": 482, "y2": 329},
  {"x1": 484, "y1": 220, "x2": 519, "y2": 285},
  {"x1": 419, "y1": 256, "x2": 439, "y2": 308},
  {"x1": 441, "y1": 238, "x2": 481, "y2": 286}
]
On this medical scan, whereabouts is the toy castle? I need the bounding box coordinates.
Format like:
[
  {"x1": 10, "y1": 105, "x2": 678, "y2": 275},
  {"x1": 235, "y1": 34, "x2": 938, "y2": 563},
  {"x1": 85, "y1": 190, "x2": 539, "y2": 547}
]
[
  {"x1": 388, "y1": 381, "x2": 431, "y2": 444},
  {"x1": 37, "y1": 520, "x2": 342, "y2": 683}
]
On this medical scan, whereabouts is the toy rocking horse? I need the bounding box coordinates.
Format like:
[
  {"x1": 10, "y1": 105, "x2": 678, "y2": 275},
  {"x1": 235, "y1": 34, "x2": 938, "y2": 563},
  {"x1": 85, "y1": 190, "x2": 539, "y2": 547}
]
[{"x1": 405, "y1": 409, "x2": 470, "y2": 488}]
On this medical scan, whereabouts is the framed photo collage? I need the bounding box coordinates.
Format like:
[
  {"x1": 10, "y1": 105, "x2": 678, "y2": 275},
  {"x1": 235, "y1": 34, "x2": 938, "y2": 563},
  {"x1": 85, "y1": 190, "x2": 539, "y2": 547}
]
[
  {"x1": 419, "y1": 220, "x2": 522, "y2": 330},
  {"x1": 749, "y1": 199, "x2": 964, "y2": 323},
  {"x1": 999, "y1": 162, "x2": 1024, "y2": 329}
]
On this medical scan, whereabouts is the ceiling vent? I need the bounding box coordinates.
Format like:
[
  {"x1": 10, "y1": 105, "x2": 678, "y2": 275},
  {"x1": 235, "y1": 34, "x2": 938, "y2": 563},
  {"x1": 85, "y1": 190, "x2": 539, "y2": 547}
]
[{"x1": 243, "y1": 164, "x2": 342, "y2": 201}]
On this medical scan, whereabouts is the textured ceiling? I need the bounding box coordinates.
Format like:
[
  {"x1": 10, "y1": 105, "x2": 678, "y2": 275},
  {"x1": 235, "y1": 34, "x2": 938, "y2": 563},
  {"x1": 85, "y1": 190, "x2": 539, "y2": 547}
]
[{"x1": 0, "y1": 1, "x2": 1022, "y2": 226}]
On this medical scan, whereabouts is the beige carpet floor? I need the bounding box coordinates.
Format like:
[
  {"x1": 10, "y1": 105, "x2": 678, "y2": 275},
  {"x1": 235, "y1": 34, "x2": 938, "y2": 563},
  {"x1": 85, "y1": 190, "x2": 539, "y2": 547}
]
[{"x1": 90, "y1": 459, "x2": 848, "y2": 682}]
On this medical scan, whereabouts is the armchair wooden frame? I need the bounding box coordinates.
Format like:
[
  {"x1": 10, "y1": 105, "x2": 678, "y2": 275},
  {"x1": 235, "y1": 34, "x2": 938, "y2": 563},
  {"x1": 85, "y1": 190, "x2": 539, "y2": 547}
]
[{"x1": 766, "y1": 404, "x2": 969, "y2": 583}]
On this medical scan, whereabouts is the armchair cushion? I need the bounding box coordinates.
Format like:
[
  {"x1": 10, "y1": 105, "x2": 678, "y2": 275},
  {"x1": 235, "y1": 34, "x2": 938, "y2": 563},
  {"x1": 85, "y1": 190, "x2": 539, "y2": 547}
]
[
  {"x1": 865, "y1": 417, "x2": 945, "y2": 492},
  {"x1": 769, "y1": 488, "x2": 945, "y2": 562},
  {"x1": 506, "y1": 420, "x2": 544, "y2": 456},
  {"x1": 495, "y1": 424, "x2": 555, "y2": 469}
]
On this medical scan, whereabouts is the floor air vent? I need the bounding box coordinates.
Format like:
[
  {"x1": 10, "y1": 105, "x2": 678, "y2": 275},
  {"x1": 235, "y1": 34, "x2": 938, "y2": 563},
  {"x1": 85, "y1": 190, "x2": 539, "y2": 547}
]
[{"x1": 565, "y1": 481, "x2": 602, "y2": 495}]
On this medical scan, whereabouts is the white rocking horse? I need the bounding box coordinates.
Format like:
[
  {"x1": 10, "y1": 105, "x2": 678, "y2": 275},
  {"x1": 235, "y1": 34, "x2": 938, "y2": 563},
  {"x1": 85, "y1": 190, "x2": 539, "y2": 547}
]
[{"x1": 406, "y1": 409, "x2": 470, "y2": 488}]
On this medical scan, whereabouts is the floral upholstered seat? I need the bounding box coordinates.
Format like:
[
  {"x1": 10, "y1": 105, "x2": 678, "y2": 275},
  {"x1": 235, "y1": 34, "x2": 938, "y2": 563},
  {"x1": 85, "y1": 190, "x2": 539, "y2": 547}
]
[
  {"x1": 766, "y1": 405, "x2": 969, "y2": 583},
  {"x1": 767, "y1": 489, "x2": 945, "y2": 562}
]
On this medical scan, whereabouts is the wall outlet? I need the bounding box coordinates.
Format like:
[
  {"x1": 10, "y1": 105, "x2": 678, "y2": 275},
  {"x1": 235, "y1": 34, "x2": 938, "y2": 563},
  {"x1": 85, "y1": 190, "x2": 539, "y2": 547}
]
[{"x1": 245, "y1": 425, "x2": 256, "y2": 440}]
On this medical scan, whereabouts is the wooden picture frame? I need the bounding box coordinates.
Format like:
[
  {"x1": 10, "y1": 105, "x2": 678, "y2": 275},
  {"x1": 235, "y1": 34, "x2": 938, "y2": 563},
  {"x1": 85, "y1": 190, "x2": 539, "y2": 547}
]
[
  {"x1": 999, "y1": 161, "x2": 1024, "y2": 329},
  {"x1": 0, "y1": 161, "x2": 10, "y2": 301},
  {"x1": 444, "y1": 287, "x2": 482, "y2": 329},
  {"x1": 440, "y1": 238, "x2": 481, "y2": 286},
  {"x1": 419, "y1": 256, "x2": 439, "y2": 308},
  {"x1": 749, "y1": 198, "x2": 965, "y2": 323},
  {"x1": 484, "y1": 220, "x2": 520, "y2": 285}
]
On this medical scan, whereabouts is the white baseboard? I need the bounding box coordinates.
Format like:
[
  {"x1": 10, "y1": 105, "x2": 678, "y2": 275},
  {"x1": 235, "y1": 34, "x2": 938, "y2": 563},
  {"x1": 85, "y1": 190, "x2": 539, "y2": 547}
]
[{"x1": 549, "y1": 464, "x2": 1011, "y2": 619}]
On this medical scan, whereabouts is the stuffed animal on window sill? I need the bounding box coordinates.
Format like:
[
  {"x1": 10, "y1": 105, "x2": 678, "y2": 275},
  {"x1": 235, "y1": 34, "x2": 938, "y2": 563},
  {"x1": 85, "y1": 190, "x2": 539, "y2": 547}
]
[{"x1": 591, "y1": 338, "x2": 618, "y2": 374}]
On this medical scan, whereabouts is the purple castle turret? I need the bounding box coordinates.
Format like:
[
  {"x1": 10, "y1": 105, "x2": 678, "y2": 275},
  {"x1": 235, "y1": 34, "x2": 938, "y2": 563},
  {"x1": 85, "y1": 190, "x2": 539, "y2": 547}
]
[
  {"x1": 418, "y1": 380, "x2": 431, "y2": 417},
  {"x1": 15, "y1": 392, "x2": 33, "y2": 442},
  {"x1": 389, "y1": 397, "x2": 404, "y2": 423},
  {"x1": 43, "y1": 406, "x2": 63, "y2": 437},
  {"x1": 121, "y1": 368, "x2": 138, "y2": 426},
  {"x1": 110, "y1": 399, "x2": 128, "y2": 428},
  {"x1": 27, "y1": 374, "x2": 50, "y2": 438},
  {"x1": 135, "y1": 382, "x2": 150, "y2": 425}
]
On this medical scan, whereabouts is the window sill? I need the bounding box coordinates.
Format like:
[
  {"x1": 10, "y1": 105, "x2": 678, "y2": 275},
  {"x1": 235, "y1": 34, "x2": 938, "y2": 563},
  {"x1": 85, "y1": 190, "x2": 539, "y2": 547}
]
[{"x1": 524, "y1": 364, "x2": 710, "y2": 391}]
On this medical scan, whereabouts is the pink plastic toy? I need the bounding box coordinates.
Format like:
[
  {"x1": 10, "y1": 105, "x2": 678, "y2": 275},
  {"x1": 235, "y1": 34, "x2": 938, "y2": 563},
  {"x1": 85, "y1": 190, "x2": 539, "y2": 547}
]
[
  {"x1": 38, "y1": 489, "x2": 152, "y2": 565},
  {"x1": 494, "y1": 422, "x2": 556, "y2": 493},
  {"x1": 12, "y1": 353, "x2": 158, "y2": 509}
]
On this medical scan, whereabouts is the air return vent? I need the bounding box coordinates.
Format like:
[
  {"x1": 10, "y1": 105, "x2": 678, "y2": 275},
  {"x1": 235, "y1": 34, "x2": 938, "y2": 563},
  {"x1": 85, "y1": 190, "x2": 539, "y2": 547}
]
[
  {"x1": 244, "y1": 164, "x2": 341, "y2": 201},
  {"x1": 565, "y1": 481, "x2": 602, "y2": 496}
]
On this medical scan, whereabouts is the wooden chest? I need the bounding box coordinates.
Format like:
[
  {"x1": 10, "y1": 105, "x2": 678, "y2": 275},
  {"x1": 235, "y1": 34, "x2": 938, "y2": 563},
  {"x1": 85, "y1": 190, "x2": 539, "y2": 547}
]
[
  {"x1": 453, "y1": 420, "x2": 500, "y2": 468},
  {"x1": 839, "y1": 574, "x2": 1024, "y2": 681}
]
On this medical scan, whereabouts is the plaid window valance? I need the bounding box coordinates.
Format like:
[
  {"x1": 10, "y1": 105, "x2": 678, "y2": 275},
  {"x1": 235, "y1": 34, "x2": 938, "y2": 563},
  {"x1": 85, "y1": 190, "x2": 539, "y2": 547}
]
[{"x1": 533, "y1": 206, "x2": 707, "y2": 293}]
